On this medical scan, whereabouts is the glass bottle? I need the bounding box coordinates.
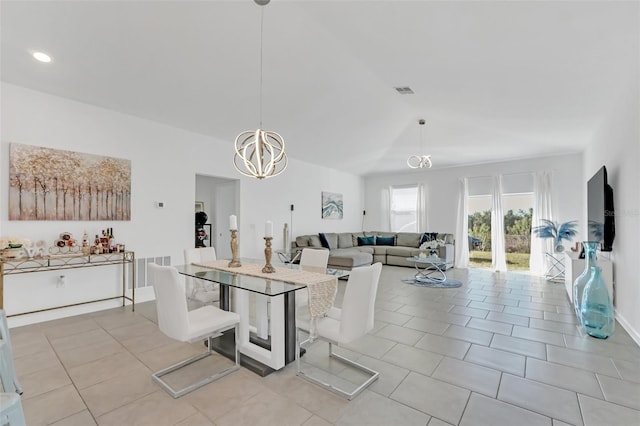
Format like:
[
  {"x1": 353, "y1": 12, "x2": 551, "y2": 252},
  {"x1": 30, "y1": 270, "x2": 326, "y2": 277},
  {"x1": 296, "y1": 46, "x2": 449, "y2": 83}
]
[
  {"x1": 573, "y1": 241, "x2": 599, "y2": 321},
  {"x1": 580, "y1": 266, "x2": 615, "y2": 339}
]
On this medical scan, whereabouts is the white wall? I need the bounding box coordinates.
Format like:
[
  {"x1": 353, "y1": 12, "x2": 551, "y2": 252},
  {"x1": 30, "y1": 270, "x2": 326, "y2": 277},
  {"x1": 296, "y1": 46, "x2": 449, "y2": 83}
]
[
  {"x1": 583, "y1": 74, "x2": 640, "y2": 343},
  {"x1": 364, "y1": 154, "x2": 584, "y2": 238},
  {"x1": 0, "y1": 83, "x2": 363, "y2": 326}
]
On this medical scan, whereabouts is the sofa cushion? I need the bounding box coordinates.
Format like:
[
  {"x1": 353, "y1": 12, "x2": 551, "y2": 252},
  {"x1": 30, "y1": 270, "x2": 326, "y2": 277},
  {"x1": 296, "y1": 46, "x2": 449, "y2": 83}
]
[
  {"x1": 350, "y1": 232, "x2": 364, "y2": 246},
  {"x1": 373, "y1": 246, "x2": 389, "y2": 255},
  {"x1": 337, "y1": 232, "x2": 354, "y2": 248},
  {"x1": 325, "y1": 233, "x2": 338, "y2": 249},
  {"x1": 296, "y1": 235, "x2": 310, "y2": 247},
  {"x1": 328, "y1": 249, "x2": 372, "y2": 268},
  {"x1": 377, "y1": 232, "x2": 397, "y2": 239},
  {"x1": 357, "y1": 236, "x2": 375, "y2": 246},
  {"x1": 309, "y1": 235, "x2": 322, "y2": 248},
  {"x1": 386, "y1": 246, "x2": 417, "y2": 257},
  {"x1": 376, "y1": 236, "x2": 395, "y2": 246},
  {"x1": 396, "y1": 232, "x2": 421, "y2": 248}
]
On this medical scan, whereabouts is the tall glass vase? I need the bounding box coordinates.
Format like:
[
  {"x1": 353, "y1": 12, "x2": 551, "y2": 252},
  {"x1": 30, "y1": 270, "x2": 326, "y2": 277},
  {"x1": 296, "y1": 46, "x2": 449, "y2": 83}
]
[
  {"x1": 573, "y1": 241, "x2": 599, "y2": 321},
  {"x1": 580, "y1": 266, "x2": 615, "y2": 339}
]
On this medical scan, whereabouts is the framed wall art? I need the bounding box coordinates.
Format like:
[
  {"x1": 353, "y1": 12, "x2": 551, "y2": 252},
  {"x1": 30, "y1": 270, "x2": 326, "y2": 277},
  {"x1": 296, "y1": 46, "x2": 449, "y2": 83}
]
[
  {"x1": 321, "y1": 191, "x2": 343, "y2": 220},
  {"x1": 9, "y1": 143, "x2": 131, "y2": 221}
]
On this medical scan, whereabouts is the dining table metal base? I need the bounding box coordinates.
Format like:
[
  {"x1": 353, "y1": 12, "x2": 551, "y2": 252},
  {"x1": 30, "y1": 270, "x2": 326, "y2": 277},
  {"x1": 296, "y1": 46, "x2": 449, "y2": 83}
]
[{"x1": 210, "y1": 287, "x2": 305, "y2": 376}]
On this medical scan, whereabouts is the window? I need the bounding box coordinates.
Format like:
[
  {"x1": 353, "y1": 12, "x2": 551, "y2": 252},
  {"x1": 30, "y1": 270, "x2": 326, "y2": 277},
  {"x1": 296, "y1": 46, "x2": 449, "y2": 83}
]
[
  {"x1": 390, "y1": 185, "x2": 418, "y2": 232},
  {"x1": 468, "y1": 195, "x2": 492, "y2": 268},
  {"x1": 503, "y1": 193, "x2": 533, "y2": 270}
]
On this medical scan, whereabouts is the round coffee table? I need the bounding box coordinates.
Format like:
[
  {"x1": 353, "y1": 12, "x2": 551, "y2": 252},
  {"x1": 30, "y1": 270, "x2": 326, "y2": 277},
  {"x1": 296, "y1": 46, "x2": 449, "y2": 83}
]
[{"x1": 406, "y1": 256, "x2": 447, "y2": 283}]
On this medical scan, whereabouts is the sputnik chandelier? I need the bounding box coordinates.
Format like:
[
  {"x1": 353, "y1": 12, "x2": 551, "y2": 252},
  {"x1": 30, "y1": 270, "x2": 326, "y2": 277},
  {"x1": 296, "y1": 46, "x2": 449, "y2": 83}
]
[
  {"x1": 407, "y1": 119, "x2": 432, "y2": 169},
  {"x1": 234, "y1": 0, "x2": 288, "y2": 179}
]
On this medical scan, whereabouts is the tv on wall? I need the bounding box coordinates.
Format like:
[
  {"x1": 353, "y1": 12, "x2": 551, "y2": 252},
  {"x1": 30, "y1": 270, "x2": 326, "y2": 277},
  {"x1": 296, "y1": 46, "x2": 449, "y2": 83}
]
[{"x1": 587, "y1": 166, "x2": 615, "y2": 251}]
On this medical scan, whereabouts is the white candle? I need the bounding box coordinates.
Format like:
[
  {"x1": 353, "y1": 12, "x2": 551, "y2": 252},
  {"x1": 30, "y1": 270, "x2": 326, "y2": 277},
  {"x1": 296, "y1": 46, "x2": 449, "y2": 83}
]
[
  {"x1": 265, "y1": 220, "x2": 273, "y2": 238},
  {"x1": 229, "y1": 215, "x2": 237, "y2": 230}
]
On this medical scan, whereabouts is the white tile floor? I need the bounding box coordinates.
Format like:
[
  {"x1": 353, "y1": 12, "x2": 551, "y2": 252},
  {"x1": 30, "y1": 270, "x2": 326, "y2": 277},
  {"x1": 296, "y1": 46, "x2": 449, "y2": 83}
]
[{"x1": 7, "y1": 265, "x2": 640, "y2": 425}]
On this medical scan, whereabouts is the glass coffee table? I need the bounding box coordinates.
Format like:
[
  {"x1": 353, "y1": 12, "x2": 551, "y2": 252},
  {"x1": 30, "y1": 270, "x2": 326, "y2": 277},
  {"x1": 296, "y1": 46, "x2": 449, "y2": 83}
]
[{"x1": 406, "y1": 256, "x2": 447, "y2": 283}]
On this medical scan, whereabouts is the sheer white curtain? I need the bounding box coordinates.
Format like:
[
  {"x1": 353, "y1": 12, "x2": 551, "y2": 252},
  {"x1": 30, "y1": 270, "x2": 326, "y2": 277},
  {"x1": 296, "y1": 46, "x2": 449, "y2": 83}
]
[
  {"x1": 530, "y1": 171, "x2": 553, "y2": 275},
  {"x1": 454, "y1": 178, "x2": 470, "y2": 268},
  {"x1": 417, "y1": 184, "x2": 428, "y2": 232},
  {"x1": 380, "y1": 186, "x2": 391, "y2": 232},
  {"x1": 491, "y1": 175, "x2": 507, "y2": 272}
]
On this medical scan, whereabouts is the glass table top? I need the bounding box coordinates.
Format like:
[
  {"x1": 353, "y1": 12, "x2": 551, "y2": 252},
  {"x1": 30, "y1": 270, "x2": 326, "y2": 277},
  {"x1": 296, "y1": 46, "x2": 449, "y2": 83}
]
[
  {"x1": 175, "y1": 263, "x2": 305, "y2": 297},
  {"x1": 175, "y1": 258, "x2": 343, "y2": 297}
]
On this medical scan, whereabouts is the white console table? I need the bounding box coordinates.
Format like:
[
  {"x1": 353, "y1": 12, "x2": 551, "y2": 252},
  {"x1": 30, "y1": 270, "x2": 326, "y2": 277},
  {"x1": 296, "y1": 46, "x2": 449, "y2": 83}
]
[{"x1": 563, "y1": 252, "x2": 613, "y2": 304}]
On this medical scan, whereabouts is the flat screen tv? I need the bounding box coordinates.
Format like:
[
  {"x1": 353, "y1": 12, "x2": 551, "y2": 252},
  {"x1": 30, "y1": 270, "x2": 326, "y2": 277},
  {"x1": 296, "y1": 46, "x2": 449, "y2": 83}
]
[{"x1": 587, "y1": 166, "x2": 615, "y2": 251}]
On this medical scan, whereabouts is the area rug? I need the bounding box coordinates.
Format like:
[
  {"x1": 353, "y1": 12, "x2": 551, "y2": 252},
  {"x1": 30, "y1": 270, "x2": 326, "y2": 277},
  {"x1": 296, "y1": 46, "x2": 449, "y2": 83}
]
[{"x1": 402, "y1": 277, "x2": 463, "y2": 288}]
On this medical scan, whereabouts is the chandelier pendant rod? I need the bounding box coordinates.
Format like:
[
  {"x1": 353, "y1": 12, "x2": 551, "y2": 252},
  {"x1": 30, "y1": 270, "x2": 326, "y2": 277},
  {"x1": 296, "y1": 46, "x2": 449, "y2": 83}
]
[
  {"x1": 233, "y1": 0, "x2": 287, "y2": 180},
  {"x1": 259, "y1": 6, "x2": 264, "y2": 129}
]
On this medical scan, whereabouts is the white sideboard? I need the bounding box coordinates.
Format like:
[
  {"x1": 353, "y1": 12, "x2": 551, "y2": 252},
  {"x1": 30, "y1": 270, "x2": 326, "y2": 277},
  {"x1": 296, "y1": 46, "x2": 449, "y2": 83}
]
[{"x1": 563, "y1": 252, "x2": 613, "y2": 304}]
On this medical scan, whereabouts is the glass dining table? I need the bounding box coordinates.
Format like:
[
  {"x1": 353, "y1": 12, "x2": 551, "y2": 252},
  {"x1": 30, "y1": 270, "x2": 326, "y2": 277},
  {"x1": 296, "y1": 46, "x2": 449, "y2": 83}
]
[{"x1": 174, "y1": 260, "x2": 333, "y2": 376}]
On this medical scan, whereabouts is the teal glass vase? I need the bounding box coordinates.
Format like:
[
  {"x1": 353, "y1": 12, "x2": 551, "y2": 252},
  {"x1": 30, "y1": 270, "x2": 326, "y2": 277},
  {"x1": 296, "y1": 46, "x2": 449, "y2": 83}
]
[
  {"x1": 580, "y1": 266, "x2": 615, "y2": 339},
  {"x1": 573, "y1": 242, "x2": 599, "y2": 321}
]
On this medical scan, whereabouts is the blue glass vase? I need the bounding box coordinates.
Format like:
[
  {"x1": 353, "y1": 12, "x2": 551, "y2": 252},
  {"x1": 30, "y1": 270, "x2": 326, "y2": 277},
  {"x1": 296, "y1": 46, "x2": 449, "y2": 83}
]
[
  {"x1": 580, "y1": 266, "x2": 615, "y2": 339},
  {"x1": 573, "y1": 242, "x2": 599, "y2": 321}
]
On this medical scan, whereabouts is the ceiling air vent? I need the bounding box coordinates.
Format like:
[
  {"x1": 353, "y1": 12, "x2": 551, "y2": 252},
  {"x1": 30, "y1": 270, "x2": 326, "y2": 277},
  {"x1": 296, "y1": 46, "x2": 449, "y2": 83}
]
[{"x1": 394, "y1": 86, "x2": 414, "y2": 95}]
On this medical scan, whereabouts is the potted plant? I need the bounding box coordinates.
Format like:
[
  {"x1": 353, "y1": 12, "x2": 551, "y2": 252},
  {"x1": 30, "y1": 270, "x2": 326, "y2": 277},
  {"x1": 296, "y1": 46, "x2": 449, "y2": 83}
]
[{"x1": 532, "y1": 219, "x2": 578, "y2": 252}]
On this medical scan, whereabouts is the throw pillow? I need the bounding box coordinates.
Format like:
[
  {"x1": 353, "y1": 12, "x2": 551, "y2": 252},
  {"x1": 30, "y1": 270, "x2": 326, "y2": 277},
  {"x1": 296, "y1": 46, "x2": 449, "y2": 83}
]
[
  {"x1": 419, "y1": 233, "x2": 431, "y2": 245},
  {"x1": 318, "y1": 233, "x2": 331, "y2": 249},
  {"x1": 357, "y1": 236, "x2": 375, "y2": 246},
  {"x1": 376, "y1": 236, "x2": 395, "y2": 246}
]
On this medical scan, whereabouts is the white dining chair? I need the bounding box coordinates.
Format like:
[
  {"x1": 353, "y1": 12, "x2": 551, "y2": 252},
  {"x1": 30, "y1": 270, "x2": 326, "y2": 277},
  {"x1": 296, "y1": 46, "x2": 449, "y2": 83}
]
[
  {"x1": 184, "y1": 247, "x2": 219, "y2": 306},
  {"x1": 0, "y1": 309, "x2": 26, "y2": 426},
  {"x1": 295, "y1": 262, "x2": 383, "y2": 400},
  {"x1": 296, "y1": 248, "x2": 330, "y2": 309},
  {"x1": 148, "y1": 263, "x2": 240, "y2": 398}
]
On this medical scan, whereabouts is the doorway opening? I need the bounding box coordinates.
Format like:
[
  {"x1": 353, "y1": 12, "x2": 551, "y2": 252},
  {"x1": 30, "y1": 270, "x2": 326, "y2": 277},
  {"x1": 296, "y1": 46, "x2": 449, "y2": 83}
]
[{"x1": 195, "y1": 175, "x2": 239, "y2": 260}]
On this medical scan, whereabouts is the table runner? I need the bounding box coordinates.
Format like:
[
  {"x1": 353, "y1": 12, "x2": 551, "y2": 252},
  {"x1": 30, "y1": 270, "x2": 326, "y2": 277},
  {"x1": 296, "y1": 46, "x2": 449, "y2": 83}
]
[{"x1": 192, "y1": 259, "x2": 338, "y2": 319}]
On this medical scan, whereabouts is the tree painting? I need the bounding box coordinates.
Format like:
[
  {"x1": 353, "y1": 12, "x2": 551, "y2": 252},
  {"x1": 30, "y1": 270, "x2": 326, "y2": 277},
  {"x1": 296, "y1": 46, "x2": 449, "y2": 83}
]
[{"x1": 9, "y1": 143, "x2": 131, "y2": 221}]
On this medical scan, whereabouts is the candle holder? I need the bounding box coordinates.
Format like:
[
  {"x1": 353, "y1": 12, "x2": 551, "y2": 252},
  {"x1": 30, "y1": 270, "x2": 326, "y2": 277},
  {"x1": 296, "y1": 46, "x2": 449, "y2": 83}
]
[
  {"x1": 262, "y1": 237, "x2": 275, "y2": 273},
  {"x1": 228, "y1": 230, "x2": 242, "y2": 267}
]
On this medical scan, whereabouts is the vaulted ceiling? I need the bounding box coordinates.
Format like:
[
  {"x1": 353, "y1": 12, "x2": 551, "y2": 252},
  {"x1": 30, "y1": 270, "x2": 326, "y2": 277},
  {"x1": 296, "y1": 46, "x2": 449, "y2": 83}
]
[{"x1": 1, "y1": 1, "x2": 637, "y2": 176}]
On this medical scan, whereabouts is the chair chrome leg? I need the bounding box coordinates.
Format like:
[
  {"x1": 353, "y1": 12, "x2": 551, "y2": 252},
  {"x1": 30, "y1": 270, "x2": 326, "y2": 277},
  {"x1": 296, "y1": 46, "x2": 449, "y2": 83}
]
[
  {"x1": 152, "y1": 324, "x2": 240, "y2": 398},
  {"x1": 296, "y1": 332, "x2": 379, "y2": 400}
]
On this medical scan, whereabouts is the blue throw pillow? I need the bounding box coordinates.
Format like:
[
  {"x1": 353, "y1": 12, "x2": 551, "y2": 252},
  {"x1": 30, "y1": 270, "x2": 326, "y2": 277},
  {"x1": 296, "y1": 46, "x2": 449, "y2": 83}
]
[
  {"x1": 376, "y1": 236, "x2": 395, "y2": 246},
  {"x1": 357, "y1": 236, "x2": 375, "y2": 246},
  {"x1": 319, "y1": 233, "x2": 331, "y2": 249},
  {"x1": 419, "y1": 233, "x2": 430, "y2": 245}
]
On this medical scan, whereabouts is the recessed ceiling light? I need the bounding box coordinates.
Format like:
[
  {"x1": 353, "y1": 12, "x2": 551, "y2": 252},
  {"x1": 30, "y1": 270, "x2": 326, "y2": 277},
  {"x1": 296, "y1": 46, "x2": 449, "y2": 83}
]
[{"x1": 32, "y1": 51, "x2": 52, "y2": 63}]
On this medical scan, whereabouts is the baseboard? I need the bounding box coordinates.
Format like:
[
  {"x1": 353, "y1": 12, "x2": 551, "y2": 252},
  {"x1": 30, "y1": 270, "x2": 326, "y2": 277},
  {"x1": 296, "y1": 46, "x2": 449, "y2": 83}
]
[{"x1": 615, "y1": 309, "x2": 640, "y2": 346}]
